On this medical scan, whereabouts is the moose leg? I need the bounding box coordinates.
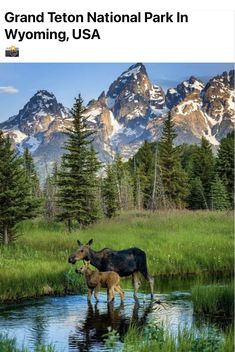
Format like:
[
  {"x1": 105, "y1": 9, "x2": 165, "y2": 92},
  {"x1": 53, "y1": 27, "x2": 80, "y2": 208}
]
[
  {"x1": 148, "y1": 275, "x2": 154, "y2": 299},
  {"x1": 115, "y1": 285, "x2": 124, "y2": 301},
  {"x1": 132, "y1": 272, "x2": 140, "y2": 301},
  {"x1": 87, "y1": 288, "x2": 93, "y2": 301},
  {"x1": 108, "y1": 287, "x2": 115, "y2": 302},
  {"x1": 141, "y1": 270, "x2": 154, "y2": 299},
  {"x1": 94, "y1": 284, "x2": 100, "y2": 302}
]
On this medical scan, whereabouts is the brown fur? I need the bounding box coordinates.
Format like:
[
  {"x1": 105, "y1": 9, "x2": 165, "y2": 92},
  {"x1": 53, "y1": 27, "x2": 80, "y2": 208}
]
[{"x1": 76, "y1": 261, "x2": 124, "y2": 303}]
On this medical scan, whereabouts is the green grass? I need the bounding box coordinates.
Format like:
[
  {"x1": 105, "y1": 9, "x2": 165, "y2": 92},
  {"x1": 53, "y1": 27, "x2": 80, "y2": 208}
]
[
  {"x1": 0, "y1": 210, "x2": 233, "y2": 302},
  {"x1": 121, "y1": 324, "x2": 234, "y2": 352},
  {"x1": 191, "y1": 283, "x2": 234, "y2": 317},
  {"x1": 0, "y1": 334, "x2": 55, "y2": 352}
]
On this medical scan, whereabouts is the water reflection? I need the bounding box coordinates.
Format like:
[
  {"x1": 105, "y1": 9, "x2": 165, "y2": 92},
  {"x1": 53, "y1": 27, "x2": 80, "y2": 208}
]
[
  {"x1": 68, "y1": 300, "x2": 152, "y2": 351},
  {"x1": 0, "y1": 290, "x2": 229, "y2": 352}
]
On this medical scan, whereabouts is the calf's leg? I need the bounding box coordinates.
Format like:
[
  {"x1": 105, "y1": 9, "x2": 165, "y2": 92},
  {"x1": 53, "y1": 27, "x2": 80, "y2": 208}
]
[
  {"x1": 115, "y1": 285, "x2": 124, "y2": 301},
  {"x1": 108, "y1": 287, "x2": 115, "y2": 302},
  {"x1": 94, "y1": 284, "x2": 100, "y2": 302},
  {"x1": 87, "y1": 288, "x2": 93, "y2": 301}
]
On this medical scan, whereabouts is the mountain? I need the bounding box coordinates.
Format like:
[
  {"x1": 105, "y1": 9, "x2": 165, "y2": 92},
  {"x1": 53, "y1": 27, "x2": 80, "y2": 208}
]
[
  {"x1": 0, "y1": 90, "x2": 72, "y2": 179},
  {"x1": 0, "y1": 64, "x2": 234, "y2": 180}
]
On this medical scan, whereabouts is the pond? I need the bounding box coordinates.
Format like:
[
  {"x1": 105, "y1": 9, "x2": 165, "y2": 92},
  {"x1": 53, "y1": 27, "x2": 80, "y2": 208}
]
[{"x1": 0, "y1": 279, "x2": 231, "y2": 352}]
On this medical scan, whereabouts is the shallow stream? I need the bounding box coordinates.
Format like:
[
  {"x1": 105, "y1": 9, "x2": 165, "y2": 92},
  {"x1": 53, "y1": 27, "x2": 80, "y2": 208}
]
[{"x1": 0, "y1": 278, "x2": 231, "y2": 351}]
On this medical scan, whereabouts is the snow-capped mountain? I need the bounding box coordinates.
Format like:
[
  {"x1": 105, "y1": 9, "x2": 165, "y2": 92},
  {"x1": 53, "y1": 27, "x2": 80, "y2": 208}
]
[
  {"x1": 165, "y1": 76, "x2": 204, "y2": 109},
  {"x1": 0, "y1": 64, "x2": 234, "y2": 179}
]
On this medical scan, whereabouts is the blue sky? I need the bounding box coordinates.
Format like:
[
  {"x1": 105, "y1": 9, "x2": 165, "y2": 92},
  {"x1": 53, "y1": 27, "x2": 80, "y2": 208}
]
[{"x1": 0, "y1": 63, "x2": 233, "y2": 123}]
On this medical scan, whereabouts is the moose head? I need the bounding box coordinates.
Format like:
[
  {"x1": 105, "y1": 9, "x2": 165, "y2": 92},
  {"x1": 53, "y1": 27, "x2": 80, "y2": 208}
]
[
  {"x1": 68, "y1": 239, "x2": 93, "y2": 264},
  {"x1": 75, "y1": 260, "x2": 91, "y2": 274}
]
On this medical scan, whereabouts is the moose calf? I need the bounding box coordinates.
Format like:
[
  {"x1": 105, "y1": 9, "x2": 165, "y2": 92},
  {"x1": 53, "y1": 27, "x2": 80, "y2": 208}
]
[{"x1": 76, "y1": 261, "x2": 124, "y2": 303}]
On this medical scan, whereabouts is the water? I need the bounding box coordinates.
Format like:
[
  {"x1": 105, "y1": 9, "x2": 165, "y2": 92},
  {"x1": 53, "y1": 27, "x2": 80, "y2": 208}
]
[{"x1": 0, "y1": 281, "x2": 230, "y2": 352}]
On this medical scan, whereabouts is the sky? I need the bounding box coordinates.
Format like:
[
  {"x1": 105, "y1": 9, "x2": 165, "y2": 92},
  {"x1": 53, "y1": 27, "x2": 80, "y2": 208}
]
[{"x1": 0, "y1": 62, "x2": 233, "y2": 123}]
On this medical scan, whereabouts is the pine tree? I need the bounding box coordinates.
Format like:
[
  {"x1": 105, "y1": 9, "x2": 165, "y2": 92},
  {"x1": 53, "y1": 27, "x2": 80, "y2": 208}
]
[
  {"x1": 187, "y1": 177, "x2": 208, "y2": 210},
  {"x1": 102, "y1": 164, "x2": 119, "y2": 218},
  {"x1": 0, "y1": 132, "x2": 31, "y2": 244},
  {"x1": 210, "y1": 175, "x2": 230, "y2": 210},
  {"x1": 150, "y1": 145, "x2": 168, "y2": 210},
  {"x1": 159, "y1": 113, "x2": 189, "y2": 208},
  {"x1": 216, "y1": 131, "x2": 234, "y2": 207},
  {"x1": 56, "y1": 95, "x2": 101, "y2": 231},
  {"x1": 191, "y1": 137, "x2": 215, "y2": 207},
  {"x1": 23, "y1": 148, "x2": 41, "y2": 217},
  {"x1": 85, "y1": 146, "x2": 102, "y2": 223},
  {"x1": 132, "y1": 160, "x2": 143, "y2": 210},
  {"x1": 44, "y1": 163, "x2": 59, "y2": 220},
  {"x1": 113, "y1": 154, "x2": 133, "y2": 210}
]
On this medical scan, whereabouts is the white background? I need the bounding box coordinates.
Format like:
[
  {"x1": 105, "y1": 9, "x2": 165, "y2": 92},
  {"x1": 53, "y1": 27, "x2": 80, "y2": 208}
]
[{"x1": 0, "y1": 0, "x2": 234, "y2": 62}]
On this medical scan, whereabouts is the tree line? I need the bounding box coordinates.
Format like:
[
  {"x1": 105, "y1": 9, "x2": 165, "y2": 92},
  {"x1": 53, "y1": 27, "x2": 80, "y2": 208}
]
[{"x1": 0, "y1": 95, "x2": 234, "y2": 243}]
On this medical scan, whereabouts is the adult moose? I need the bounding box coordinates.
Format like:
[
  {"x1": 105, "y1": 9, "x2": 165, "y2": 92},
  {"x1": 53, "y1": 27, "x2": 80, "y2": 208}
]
[{"x1": 68, "y1": 239, "x2": 154, "y2": 299}]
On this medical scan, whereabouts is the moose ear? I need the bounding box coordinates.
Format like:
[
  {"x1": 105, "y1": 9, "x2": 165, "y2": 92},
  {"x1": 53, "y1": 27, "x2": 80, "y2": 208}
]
[
  {"x1": 77, "y1": 240, "x2": 82, "y2": 246},
  {"x1": 86, "y1": 239, "x2": 93, "y2": 246},
  {"x1": 86, "y1": 260, "x2": 91, "y2": 266}
]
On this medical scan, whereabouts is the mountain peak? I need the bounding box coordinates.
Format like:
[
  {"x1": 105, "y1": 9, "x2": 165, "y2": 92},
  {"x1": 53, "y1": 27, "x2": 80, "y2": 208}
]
[
  {"x1": 34, "y1": 90, "x2": 55, "y2": 99},
  {"x1": 0, "y1": 89, "x2": 68, "y2": 135},
  {"x1": 119, "y1": 62, "x2": 147, "y2": 80},
  {"x1": 166, "y1": 76, "x2": 204, "y2": 109}
]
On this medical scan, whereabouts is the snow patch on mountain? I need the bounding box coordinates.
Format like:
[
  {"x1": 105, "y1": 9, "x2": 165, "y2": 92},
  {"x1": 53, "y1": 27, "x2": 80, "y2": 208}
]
[
  {"x1": 11, "y1": 129, "x2": 27, "y2": 143},
  {"x1": 84, "y1": 108, "x2": 102, "y2": 122},
  {"x1": 176, "y1": 100, "x2": 200, "y2": 115},
  {"x1": 202, "y1": 113, "x2": 220, "y2": 145},
  {"x1": 121, "y1": 65, "x2": 141, "y2": 79},
  {"x1": 109, "y1": 111, "x2": 122, "y2": 136}
]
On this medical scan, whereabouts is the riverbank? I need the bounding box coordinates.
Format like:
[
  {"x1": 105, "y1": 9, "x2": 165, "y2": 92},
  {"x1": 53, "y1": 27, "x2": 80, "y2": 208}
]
[{"x1": 0, "y1": 210, "x2": 233, "y2": 302}]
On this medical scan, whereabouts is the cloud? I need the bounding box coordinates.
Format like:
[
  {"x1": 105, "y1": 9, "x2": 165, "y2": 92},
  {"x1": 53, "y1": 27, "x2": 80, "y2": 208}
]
[{"x1": 0, "y1": 86, "x2": 19, "y2": 94}]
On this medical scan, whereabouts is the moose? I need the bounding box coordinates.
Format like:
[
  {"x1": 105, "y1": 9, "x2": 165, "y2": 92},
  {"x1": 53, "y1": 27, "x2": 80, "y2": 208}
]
[
  {"x1": 76, "y1": 261, "x2": 124, "y2": 302},
  {"x1": 68, "y1": 239, "x2": 154, "y2": 300}
]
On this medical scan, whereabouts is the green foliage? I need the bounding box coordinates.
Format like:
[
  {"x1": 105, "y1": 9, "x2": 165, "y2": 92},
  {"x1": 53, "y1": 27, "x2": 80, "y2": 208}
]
[
  {"x1": 123, "y1": 323, "x2": 233, "y2": 352},
  {"x1": 102, "y1": 164, "x2": 119, "y2": 218},
  {"x1": 113, "y1": 154, "x2": 134, "y2": 210},
  {"x1": 0, "y1": 211, "x2": 233, "y2": 302},
  {"x1": 43, "y1": 163, "x2": 59, "y2": 220},
  {"x1": 191, "y1": 283, "x2": 234, "y2": 317},
  {"x1": 56, "y1": 95, "x2": 101, "y2": 230},
  {"x1": 187, "y1": 177, "x2": 208, "y2": 209},
  {"x1": 190, "y1": 137, "x2": 215, "y2": 207},
  {"x1": 23, "y1": 148, "x2": 42, "y2": 218},
  {"x1": 0, "y1": 132, "x2": 37, "y2": 245},
  {"x1": 0, "y1": 334, "x2": 56, "y2": 352},
  {"x1": 210, "y1": 175, "x2": 230, "y2": 210},
  {"x1": 103, "y1": 327, "x2": 120, "y2": 349},
  {"x1": 216, "y1": 132, "x2": 234, "y2": 207},
  {"x1": 159, "y1": 114, "x2": 189, "y2": 208},
  {"x1": 130, "y1": 141, "x2": 156, "y2": 208}
]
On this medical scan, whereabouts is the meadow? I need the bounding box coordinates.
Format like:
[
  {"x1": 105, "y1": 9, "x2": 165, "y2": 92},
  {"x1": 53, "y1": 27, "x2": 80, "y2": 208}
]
[
  {"x1": 0, "y1": 210, "x2": 233, "y2": 302},
  {"x1": 191, "y1": 282, "x2": 234, "y2": 317}
]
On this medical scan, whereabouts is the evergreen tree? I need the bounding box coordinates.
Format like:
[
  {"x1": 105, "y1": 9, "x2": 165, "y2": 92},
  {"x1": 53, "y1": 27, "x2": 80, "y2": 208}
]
[
  {"x1": 56, "y1": 95, "x2": 101, "y2": 231},
  {"x1": 0, "y1": 132, "x2": 31, "y2": 244},
  {"x1": 23, "y1": 148, "x2": 41, "y2": 217},
  {"x1": 187, "y1": 177, "x2": 208, "y2": 210},
  {"x1": 85, "y1": 146, "x2": 102, "y2": 223},
  {"x1": 210, "y1": 175, "x2": 230, "y2": 210},
  {"x1": 159, "y1": 114, "x2": 189, "y2": 208},
  {"x1": 191, "y1": 137, "x2": 215, "y2": 207},
  {"x1": 128, "y1": 141, "x2": 156, "y2": 209},
  {"x1": 102, "y1": 164, "x2": 119, "y2": 218},
  {"x1": 150, "y1": 145, "x2": 168, "y2": 210},
  {"x1": 113, "y1": 154, "x2": 133, "y2": 210},
  {"x1": 44, "y1": 163, "x2": 59, "y2": 220},
  {"x1": 132, "y1": 159, "x2": 143, "y2": 210},
  {"x1": 216, "y1": 131, "x2": 234, "y2": 207}
]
